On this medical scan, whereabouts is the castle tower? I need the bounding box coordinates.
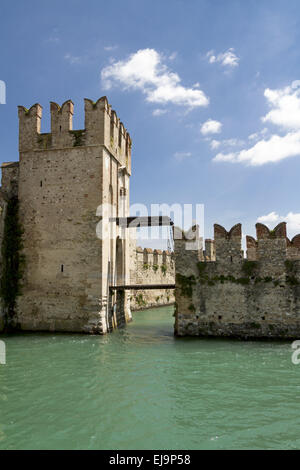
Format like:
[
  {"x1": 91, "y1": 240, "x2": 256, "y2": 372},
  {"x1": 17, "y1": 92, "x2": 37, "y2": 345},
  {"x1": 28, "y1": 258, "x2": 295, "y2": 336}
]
[{"x1": 15, "y1": 97, "x2": 132, "y2": 333}]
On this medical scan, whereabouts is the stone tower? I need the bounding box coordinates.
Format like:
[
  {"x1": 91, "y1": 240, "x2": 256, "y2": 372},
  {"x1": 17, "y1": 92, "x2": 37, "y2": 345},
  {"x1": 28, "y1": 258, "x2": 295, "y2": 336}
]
[{"x1": 4, "y1": 97, "x2": 132, "y2": 334}]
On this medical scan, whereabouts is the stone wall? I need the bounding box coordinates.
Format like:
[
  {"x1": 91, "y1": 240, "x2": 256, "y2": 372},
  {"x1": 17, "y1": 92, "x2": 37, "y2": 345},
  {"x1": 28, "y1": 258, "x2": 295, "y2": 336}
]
[
  {"x1": 130, "y1": 246, "x2": 175, "y2": 310},
  {"x1": 175, "y1": 222, "x2": 300, "y2": 339},
  {"x1": 0, "y1": 97, "x2": 132, "y2": 334},
  {"x1": 0, "y1": 162, "x2": 19, "y2": 331}
]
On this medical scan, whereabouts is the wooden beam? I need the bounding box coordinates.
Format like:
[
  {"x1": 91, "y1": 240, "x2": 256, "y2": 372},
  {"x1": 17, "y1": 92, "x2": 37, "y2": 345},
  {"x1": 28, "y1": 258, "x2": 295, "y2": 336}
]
[{"x1": 109, "y1": 216, "x2": 174, "y2": 228}]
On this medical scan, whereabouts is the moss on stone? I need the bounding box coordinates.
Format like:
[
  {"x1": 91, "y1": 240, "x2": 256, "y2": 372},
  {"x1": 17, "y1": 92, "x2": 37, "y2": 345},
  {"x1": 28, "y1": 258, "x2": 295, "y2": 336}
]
[
  {"x1": 197, "y1": 262, "x2": 207, "y2": 276},
  {"x1": 161, "y1": 264, "x2": 167, "y2": 276},
  {"x1": 136, "y1": 294, "x2": 146, "y2": 307},
  {"x1": 242, "y1": 260, "x2": 258, "y2": 276},
  {"x1": 0, "y1": 197, "x2": 25, "y2": 331},
  {"x1": 70, "y1": 130, "x2": 85, "y2": 147},
  {"x1": 236, "y1": 277, "x2": 250, "y2": 285},
  {"x1": 176, "y1": 273, "x2": 196, "y2": 298},
  {"x1": 37, "y1": 133, "x2": 52, "y2": 150},
  {"x1": 249, "y1": 322, "x2": 261, "y2": 329},
  {"x1": 286, "y1": 275, "x2": 299, "y2": 285},
  {"x1": 285, "y1": 260, "x2": 297, "y2": 274}
]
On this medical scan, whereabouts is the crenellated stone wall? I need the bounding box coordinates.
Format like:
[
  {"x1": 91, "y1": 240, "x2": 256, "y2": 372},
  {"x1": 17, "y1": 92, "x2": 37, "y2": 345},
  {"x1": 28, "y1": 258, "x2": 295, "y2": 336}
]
[
  {"x1": 175, "y1": 222, "x2": 300, "y2": 339},
  {"x1": 130, "y1": 246, "x2": 175, "y2": 310}
]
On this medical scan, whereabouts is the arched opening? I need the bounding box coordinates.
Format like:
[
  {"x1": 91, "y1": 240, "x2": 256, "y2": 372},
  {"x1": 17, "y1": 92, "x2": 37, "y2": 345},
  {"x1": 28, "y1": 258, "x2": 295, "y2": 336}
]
[
  {"x1": 109, "y1": 185, "x2": 114, "y2": 284},
  {"x1": 116, "y1": 237, "x2": 124, "y2": 286}
]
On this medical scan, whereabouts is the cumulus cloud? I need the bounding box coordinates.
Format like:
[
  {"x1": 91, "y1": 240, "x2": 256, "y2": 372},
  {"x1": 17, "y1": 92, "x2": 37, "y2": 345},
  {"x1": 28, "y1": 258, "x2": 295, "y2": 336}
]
[
  {"x1": 214, "y1": 131, "x2": 300, "y2": 166},
  {"x1": 101, "y1": 48, "x2": 209, "y2": 108},
  {"x1": 214, "y1": 81, "x2": 300, "y2": 166},
  {"x1": 201, "y1": 119, "x2": 222, "y2": 135},
  {"x1": 173, "y1": 152, "x2": 192, "y2": 162},
  {"x1": 209, "y1": 138, "x2": 245, "y2": 150},
  {"x1": 262, "y1": 84, "x2": 300, "y2": 130},
  {"x1": 257, "y1": 212, "x2": 300, "y2": 235},
  {"x1": 210, "y1": 139, "x2": 221, "y2": 150},
  {"x1": 206, "y1": 48, "x2": 239, "y2": 68}
]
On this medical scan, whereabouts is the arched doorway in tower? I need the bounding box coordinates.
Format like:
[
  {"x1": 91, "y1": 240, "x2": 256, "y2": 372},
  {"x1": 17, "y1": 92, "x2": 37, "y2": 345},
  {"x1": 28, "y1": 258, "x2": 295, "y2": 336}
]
[
  {"x1": 114, "y1": 236, "x2": 126, "y2": 327},
  {"x1": 109, "y1": 185, "x2": 114, "y2": 284},
  {"x1": 116, "y1": 236, "x2": 124, "y2": 286}
]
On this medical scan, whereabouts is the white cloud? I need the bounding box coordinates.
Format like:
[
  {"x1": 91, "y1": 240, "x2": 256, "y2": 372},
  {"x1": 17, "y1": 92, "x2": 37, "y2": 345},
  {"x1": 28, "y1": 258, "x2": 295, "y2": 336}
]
[
  {"x1": 209, "y1": 137, "x2": 244, "y2": 150},
  {"x1": 210, "y1": 139, "x2": 221, "y2": 150},
  {"x1": 173, "y1": 152, "x2": 192, "y2": 162},
  {"x1": 201, "y1": 119, "x2": 222, "y2": 135},
  {"x1": 223, "y1": 138, "x2": 245, "y2": 147},
  {"x1": 152, "y1": 109, "x2": 167, "y2": 116},
  {"x1": 257, "y1": 212, "x2": 281, "y2": 224},
  {"x1": 214, "y1": 131, "x2": 300, "y2": 166},
  {"x1": 214, "y1": 81, "x2": 300, "y2": 166},
  {"x1": 257, "y1": 212, "x2": 300, "y2": 235},
  {"x1": 206, "y1": 48, "x2": 239, "y2": 68},
  {"x1": 262, "y1": 84, "x2": 300, "y2": 130},
  {"x1": 248, "y1": 128, "x2": 268, "y2": 141},
  {"x1": 64, "y1": 53, "x2": 82, "y2": 65},
  {"x1": 101, "y1": 48, "x2": 209, "y2": 108}
]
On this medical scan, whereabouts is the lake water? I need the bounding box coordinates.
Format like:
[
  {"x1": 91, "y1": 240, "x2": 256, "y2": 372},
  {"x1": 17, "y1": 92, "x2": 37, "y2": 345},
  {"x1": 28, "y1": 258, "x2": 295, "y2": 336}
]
[{"x1": 0, "y1": 305, "x2": 299, "y2": 450}]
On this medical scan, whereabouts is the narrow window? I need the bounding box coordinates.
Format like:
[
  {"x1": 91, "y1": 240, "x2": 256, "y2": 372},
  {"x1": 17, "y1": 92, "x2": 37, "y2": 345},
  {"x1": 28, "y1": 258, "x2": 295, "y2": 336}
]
[
  {"x1": 40, "y1": 181, "x2": 43, "y2": 187},
  {"x1": 218, "y1": 315, "x2": 222, "y2": 320},
  {"x1": 230, "y1": 256, "x2": 233, "y2": 262},
  {"x1": 59, "y1": 125, "x2": 62, "y2": 132},
  {"x1": 118, "y1": 128, "x2": 122, "y2": 147},
  {"x1": 61, "y1": 265, "x2": 64, "y2": 273}
]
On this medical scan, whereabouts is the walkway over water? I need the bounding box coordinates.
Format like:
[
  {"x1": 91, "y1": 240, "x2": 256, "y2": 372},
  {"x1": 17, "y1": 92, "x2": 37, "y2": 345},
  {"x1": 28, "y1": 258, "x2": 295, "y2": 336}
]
[{"x1": 110, "y1": 284, "x2": 175, "y2": 291}]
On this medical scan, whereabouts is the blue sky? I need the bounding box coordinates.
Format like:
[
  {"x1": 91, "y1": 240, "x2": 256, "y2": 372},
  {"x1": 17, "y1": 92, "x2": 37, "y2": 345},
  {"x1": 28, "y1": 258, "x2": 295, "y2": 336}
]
[{"x1": 1, "y1": 0, "x2": 300, "y2": 247}]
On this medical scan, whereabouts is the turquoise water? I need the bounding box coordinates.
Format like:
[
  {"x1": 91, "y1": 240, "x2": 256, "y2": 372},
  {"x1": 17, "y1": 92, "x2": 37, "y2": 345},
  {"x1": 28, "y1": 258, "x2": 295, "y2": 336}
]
[{"x1": 0, "y1": 306, "x2": 300, "y2": 450}]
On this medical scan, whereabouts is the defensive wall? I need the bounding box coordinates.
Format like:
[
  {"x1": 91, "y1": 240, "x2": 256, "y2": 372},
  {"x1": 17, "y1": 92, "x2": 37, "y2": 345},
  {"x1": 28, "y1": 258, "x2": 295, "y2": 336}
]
[{"x1": 174, "y1": 222, "x2": 300, "y2": 339}]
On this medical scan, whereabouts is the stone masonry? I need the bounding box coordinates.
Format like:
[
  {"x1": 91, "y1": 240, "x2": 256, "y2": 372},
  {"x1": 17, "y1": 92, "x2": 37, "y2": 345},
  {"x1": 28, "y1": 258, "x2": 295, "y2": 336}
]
[
  {"x1": 0, "y1": 97, "x2": 133, "y2": 334},
  {"x1": 130, "y1": 246, "x2": 175, "y2": 310},
  {"x1": 175, "y1": 222, "x2": 300, "y2": 339}
]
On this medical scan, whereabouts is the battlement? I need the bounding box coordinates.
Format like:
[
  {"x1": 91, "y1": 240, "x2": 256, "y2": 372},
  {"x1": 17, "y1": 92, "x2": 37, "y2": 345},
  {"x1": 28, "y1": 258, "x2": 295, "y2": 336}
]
[
  {"x1": 129, "y1": 247, "x2": 175, "y2": 310},
  {"x1": 214, "y1": 223, "x2": 243, "y2": 264},
  {"x1": 174, "y1": 221, "x2": 300, "y2": 338},
  {"x1": 136, "y1": 247, "x2": 174, "y2": 267},
  {"x1": 18, "y1": 97, "x2": 132, "y2": 172},
  {"x1": 174, "y1": 222, "x2": 300, "y2": 266}
]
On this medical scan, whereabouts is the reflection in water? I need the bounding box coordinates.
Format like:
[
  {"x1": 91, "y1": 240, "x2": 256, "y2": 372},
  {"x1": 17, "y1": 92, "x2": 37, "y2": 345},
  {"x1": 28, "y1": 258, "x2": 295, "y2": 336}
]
[{"x1": 0, "y1": 306, "x2": 299, "y2": 450}]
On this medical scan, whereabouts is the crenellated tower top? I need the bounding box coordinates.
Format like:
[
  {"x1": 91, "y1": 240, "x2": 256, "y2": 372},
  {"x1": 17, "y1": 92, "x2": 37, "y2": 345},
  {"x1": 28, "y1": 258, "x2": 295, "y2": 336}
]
[{"x1": 18, "y1": 97, "x2": 132, "y2": 173}]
